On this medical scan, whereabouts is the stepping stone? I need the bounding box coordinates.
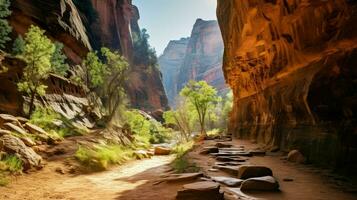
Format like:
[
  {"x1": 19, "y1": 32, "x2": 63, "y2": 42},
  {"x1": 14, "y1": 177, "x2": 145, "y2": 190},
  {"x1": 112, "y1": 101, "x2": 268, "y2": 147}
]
[
  {"x1": 215, "y1": 161, "x2": 243, "y2": 166},
  {"x1": 214, "y1": 165, "x2": 239, "y2": 176},
  {"x1": 241, "y1": 176, "x2": 279, "y2": 191},
  {"x1": 248, "y1": 150, "x2": 266, "y2": 156},
  {"x1": 211, "y1": 176, "x2": 244, "y2": 187},
  {"x1": 163, "y1": 172, "x2": 203, "y2": 183},
  {"x1": 200, "y1": 146, "x2": 219, "y2": 155},
  {"x1": 219, "y1": 148, "x2": 245, "y2": 152},
  {"x1": 208, "y1": 168, "x2": 219, "y2": 172},
  {"x1": 176, "y1": 181, "x2": 224, "y2": 200},
  {"x1": 238, "y1": 165, "x2": 273, "y2": 179},
  {"x1": 216, "y1": 156, "x2": 247, "y2": 162},
  {"x1": 211, "y1": 152, "x2": 252, "y2": 157},
  {"x1": 227, "y1": 188, "x2": 263, "y2": 200},
  {"x1": 0, "y1": 129, "x2": 11, "y2": 136},
  {"x1": 215, "y1": 142, "x2": 233, "y2": 148}
]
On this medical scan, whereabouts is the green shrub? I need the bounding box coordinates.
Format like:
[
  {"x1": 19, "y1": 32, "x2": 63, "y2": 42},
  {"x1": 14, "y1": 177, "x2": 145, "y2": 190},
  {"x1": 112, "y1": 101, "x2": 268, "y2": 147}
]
[
  {"x1": 30, "y1": 107, "x2": 86, "y2": 138},
  {"x1": 171, "y1": 141, "x2": 199, "y2": 173},
  {"x1": 125, "y1": 110, "x2": 171, "y2": 146},
  {"x1": 3, "y1": 155, "x2": 23, "y2": 173},
  {"x1": 75, "y1": 144, "x2": 134, "y2": 171}
]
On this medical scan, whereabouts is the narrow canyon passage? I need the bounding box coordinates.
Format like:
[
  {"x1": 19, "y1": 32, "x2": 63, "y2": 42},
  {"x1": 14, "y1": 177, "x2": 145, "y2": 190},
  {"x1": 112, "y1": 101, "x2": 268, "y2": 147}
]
[{"x1": 0, "y1": 0, "x2": 356, "y2": 199}]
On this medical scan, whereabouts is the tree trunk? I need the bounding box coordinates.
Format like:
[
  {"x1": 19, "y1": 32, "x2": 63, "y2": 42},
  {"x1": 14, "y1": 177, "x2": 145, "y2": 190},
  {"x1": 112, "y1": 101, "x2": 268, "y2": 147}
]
[{"x1": 28, "y1": 91, "x2": 36, "y2": 117}]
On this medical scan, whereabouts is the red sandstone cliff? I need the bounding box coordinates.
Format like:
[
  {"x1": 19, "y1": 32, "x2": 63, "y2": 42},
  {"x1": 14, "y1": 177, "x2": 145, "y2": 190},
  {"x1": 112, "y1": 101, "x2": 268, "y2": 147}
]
[
  {"x1": 217, "y1": 0, "x2": 357, "y2": 166},
  {"x1": 4, "y1": 0, "x2": 168, "y2": 113}
]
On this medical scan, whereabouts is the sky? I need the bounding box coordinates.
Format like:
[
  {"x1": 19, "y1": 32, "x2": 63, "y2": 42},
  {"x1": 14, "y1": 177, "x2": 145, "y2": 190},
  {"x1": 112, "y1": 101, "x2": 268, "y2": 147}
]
[{"x1": 132, "y1": 0, "x2": 217, "y2": 56}]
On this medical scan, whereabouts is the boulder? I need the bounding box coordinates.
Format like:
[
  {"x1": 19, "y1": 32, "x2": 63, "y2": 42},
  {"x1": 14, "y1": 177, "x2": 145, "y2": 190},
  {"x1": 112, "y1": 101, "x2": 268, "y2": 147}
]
[
  {"x1": 238, "y1": 165, "x2": 273, "y2": 179},
  {"x1": 200, "y1": 146, "x2": 219, "y2": 155},
  {"x1": 24, "y1": 123, "x2": 48, "y2": 136},
  {"x1": 240, "y1": 176, "x2": 279, "y2": 191},
  {"x1": 134, "y1": 150, "x2": 151, "y2": 159},
  {"x1": 287, "y1": 150, "x2": 306, "y2": 164},
  {"x1": 0, "y1": 129, "x2": 11, "y2": 136},
  {"x1": 20, "y1": 137, "x2": 36, "y2": 147},
  {"x1": 0, "y1": 134, "x2": 42, "y2": 170},
  {"x1": 164, "y1": 172, "x2": 203, "y2": 183},
  {"x1": 215, "y1": 142, "x2": 232, "y2": 148},
  {"x1": 3, "y1": 123, "x2": 28, "y2": 135},
  {"x1": 16, "y1": 117, "x2": 29, "y2": 124},
  {"x1": 214, "y1": 165, "x2": 239, "y2": 176},
  {"x1": 154, "y1": 146, "x2": 171, "y2": 155},
  {"x1": 0, "y1": 114, "x2": 19, "y2": 125},
  {"x1": 176, "y1": 181, "x2": 224, "y2": 200},
  {"x1": 216, "y1": 156, "x2": 247, "y2": 162},
  {"x1": 211, "y1": 176, "x2": 244, "y2": 187}
]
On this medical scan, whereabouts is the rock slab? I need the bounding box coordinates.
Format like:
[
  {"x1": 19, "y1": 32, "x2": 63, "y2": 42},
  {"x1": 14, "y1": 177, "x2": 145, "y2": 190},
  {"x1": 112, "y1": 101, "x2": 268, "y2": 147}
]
[{"x1": 176, "y1": 181, "x2": 224, "y2": 200}]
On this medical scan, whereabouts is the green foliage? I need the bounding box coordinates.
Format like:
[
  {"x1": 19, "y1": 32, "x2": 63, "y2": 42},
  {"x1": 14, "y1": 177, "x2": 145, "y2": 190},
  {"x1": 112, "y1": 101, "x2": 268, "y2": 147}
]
[
  {"x1": 51, "y1": 42, "x2": 69, "y2": 76},
  {"x1": 17, "y1": 25, "x2": 55, "y2": 115},
  {"x1": 163, "y1": 99, "x2": 198, "y2": 142},
  {"x1": 0, "y1": 0, "x2": 12, "y2": 49},
  {"x1": 1, "y1": 155, "x2": 23, "y2": 173},
  {"x1": 207, "y1": 128, "x2": 220, "y2": 137},
  {"x1": 171, "y1": 141, "x2": 199, "y2": 173},
  {"x1": 180, "y1": 81, "x2": 221, "y2": 135},
  {"x1": 30, "y1": 107, "x2": 86, "y2": 138},
  {"x1": 125, "y1": 110, "x2": 171, "y2": 145},
  {"x1": 133, "y1": 29, "x2": 158, "y2": 67},
  {"x1": 75, "y1": 144, "x2": 134, "y2": 171},
  {"x1": 83, "y1": 51, "x2": 107, "y2": 88},
  {"x1": 82, "y1": 48, "x2": 129, "y2": 123},
  {"x1": 12, "y1": 35, "x2": 25, "y2": 56}
]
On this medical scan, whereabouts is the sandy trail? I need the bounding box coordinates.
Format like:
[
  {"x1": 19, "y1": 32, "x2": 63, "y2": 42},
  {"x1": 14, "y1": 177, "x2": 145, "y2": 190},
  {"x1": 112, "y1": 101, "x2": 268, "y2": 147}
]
[
  {"x1": 1, "y1": 140, "x2": 357, "y2": 200},
  {"x1": 0, "y1": 155, "x2": 179, "y2": 200}
]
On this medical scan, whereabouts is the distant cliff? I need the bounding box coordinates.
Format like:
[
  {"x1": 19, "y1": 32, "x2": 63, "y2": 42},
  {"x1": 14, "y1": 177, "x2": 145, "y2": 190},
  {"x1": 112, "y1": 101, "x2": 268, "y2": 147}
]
[{"x1": 159, "y1": 19, "x2": 226, "y2": 106}]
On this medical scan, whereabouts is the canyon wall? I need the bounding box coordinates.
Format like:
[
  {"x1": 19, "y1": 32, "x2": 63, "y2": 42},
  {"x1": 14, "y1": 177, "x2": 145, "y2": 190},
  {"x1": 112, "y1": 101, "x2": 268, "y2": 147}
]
[
  {"x1": 159, "y1": 38, "x2": 190, "y2": 106},
  {"x1": 217, "y1": 0, "x2": 357, "y2": 168},
  {"x1": 5, "y1": 0, "x2": 167, "y2": 113},
  {"x1": 159, "y1": 19, "x2": 226, "y2": 106}
]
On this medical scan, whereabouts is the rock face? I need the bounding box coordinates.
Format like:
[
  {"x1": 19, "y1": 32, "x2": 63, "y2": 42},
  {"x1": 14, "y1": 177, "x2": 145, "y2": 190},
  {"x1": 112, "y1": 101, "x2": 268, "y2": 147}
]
[
  {"x1": 159, "y1": 19, "x2": 226, "y2": 106},
  {"x1": 159, "y1": 38, "x2": 190, "y2": 106},
  {"x1": 217, "y1": 0, "x2": 357, "y2": 167},
  {"x1": 6, "y1": 0, "x2": 168, "y2": 113}
]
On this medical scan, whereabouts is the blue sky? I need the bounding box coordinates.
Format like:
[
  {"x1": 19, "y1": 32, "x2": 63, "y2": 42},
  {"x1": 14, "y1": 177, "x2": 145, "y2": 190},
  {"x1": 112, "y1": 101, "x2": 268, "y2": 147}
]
[{"x1": 132, "y1": 0, "x2": 217, "y2": 56}]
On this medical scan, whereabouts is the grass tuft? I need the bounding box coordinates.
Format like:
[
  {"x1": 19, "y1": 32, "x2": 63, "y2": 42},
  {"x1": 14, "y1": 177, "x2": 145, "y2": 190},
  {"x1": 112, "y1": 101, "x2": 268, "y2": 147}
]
[{"x1": 75, "y1": 144, "x2": 134, "y2": 171}]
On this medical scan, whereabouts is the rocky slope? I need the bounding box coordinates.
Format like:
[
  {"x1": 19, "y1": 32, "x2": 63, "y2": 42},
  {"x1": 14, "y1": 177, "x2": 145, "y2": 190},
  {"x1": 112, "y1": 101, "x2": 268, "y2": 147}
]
[
  {"x1": 5, "y1": 0, "x2": 167, "y2": 113},
  {"x1": 159, "y1": 19, "x2": 226, "y2": 106},
  {"x1": 217, "y1": 0, "x2": 357, "y2": 168}
]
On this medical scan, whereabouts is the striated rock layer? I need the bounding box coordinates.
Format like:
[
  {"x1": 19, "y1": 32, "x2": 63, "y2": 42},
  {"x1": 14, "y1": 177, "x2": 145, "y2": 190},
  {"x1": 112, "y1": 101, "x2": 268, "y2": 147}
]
[
  {"x1": 217, "y1": 0, "x2": 357, "y2": 168},
  {"x1": 6, "y1": 0, "x2": 167, "y2": 112},
  {"x1": 159, "y1": 19, "x2": 226, "y2": 106}
]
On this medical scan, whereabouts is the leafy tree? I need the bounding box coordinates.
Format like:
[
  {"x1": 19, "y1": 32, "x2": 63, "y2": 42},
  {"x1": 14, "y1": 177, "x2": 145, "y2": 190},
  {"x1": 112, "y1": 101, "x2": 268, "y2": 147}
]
[
  {"x1": 164, "y1": 99, "x2": 198, "y2": 142},
  {"x1": 51, "y1": 42, "x2": 69, "y2": 76},
  {"x1": 12, "y1": 35, "x2": 25, "y2": 56},
  {"x1": 17, "y1": 25, "x2": 55, "y2": 116},
  {"x1": 0, "y1": 0, "x2": 12, "y2": 49},
  {"x1": 82, "y1": 48, "x2": 129, "y2": 123},
  {"x1": 133, "y1": 29, "x2": 158, "y2": 67},
  {"x1": 180, "y1": 81, "x2": 221, "y2": 136}
]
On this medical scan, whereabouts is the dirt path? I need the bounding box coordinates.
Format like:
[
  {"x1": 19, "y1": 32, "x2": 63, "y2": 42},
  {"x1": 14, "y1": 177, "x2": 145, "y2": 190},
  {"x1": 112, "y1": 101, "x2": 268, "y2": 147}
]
[
  {"x1": 1, "y1": 139, "x2": 357, "y2": 200},
  {"x1": 0, "y1": 155, "x2": 182, "y2": 200}
]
